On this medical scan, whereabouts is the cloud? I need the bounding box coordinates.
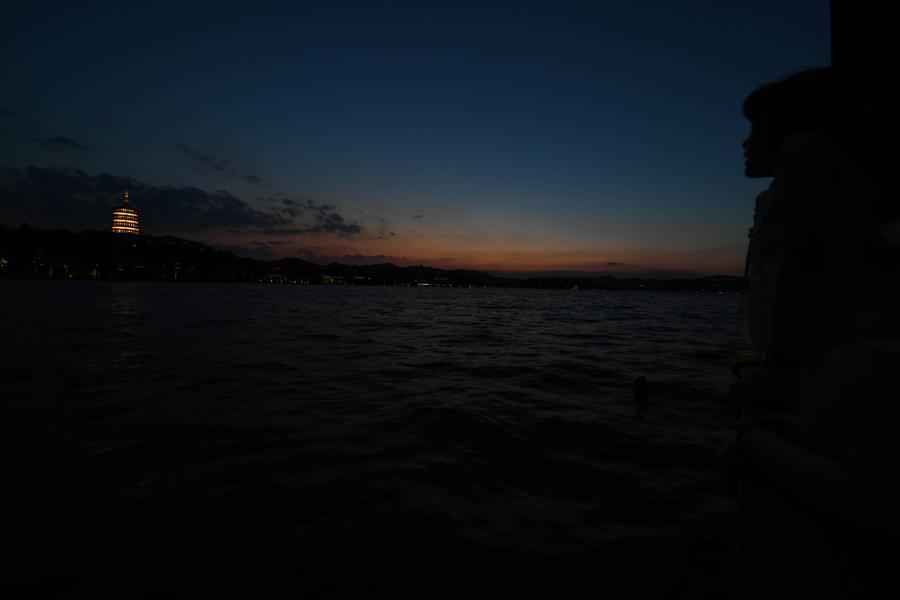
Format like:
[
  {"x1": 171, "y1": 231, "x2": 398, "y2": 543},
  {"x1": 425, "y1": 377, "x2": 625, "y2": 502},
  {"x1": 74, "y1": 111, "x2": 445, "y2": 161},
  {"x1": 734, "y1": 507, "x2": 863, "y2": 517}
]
[
  {"x1": 0, "y1": 167, "x2": 364, "y2": 243},
  {"x1": 176, "y1": 144, "x2": 265, "y2": 187},
  {"x1": 285, "y1": 248, "x2": 400, "y2": 264},
  {"x1": 175, "y1": 143, "x2": 235, "y2": 173},
  {"x1": 340, "y1": 254, "x2": 394, "y2": 262},
  {"x1": 307, "y1": 199, "x2": 334, "y2": 213},
  {"x1": 413, "y1": 214, "x2": 423, "y2": 219},
  {"x1": 0, "y1": 167, "x2": 366, "y2": 247},
  {"x1": 0, "y1": 166, "x2": 290, "y2": 234},
  {"x1": 248, "y1": 196, "x2": 362, "y2": 237},
  {"x1": 28, "y1": 136, "x2": 86, "y2": 150},
  {"x1": 313, "y1": 212, "x2": 363, "y2": 235},
  {"x1": 258, "y1": 211, "x2": 362, "y2": 237},
  {"x1": 2, "y1": 109, "x2": 18, "y2": 118},
  {"x1": 213, "y1": 242, "x2": 276, "y2": 259}
]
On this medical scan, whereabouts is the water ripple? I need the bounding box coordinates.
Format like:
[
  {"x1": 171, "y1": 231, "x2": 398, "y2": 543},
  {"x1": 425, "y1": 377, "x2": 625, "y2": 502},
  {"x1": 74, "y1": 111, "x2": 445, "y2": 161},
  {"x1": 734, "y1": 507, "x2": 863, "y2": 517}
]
[{"x1": 1, "y1": 281, "x2": 745, "y2": 597}]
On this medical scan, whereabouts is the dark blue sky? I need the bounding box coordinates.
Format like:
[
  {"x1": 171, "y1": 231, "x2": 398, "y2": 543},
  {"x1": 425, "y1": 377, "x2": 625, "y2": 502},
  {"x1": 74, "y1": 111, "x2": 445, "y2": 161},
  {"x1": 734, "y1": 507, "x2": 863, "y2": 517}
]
[{"x1": 1, "y1": 1, "x2": 830, "y2": 273}]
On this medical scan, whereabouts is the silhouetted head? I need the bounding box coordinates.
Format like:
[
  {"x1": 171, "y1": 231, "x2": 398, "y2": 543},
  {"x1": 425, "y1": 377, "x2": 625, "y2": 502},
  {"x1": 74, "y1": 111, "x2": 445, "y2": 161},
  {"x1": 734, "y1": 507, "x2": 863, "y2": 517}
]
[{"x1": 742, "y1": 68, "x2": 848, "y2": 178}]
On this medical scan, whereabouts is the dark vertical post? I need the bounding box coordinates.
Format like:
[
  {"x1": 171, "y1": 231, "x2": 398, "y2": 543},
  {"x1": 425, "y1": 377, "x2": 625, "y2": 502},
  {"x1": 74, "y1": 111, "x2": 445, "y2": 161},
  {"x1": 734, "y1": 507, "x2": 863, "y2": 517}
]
[
  {"x1": 831, "y1": 1, "x2": 897, "y2": 188},
  {"x1": 831, "y1": 1, "x2": 895, "y2": 92}
]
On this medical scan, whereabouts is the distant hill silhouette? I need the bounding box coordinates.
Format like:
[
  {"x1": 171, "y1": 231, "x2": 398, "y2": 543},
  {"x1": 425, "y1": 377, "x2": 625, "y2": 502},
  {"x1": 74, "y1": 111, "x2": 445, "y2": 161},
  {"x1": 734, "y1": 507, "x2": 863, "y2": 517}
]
[
  {"x1": 490, "y1": 269, "x2": 704, "y2": 280},
  {"x1": 0, "y1": 224, "x2": 744, "y2": 292}
]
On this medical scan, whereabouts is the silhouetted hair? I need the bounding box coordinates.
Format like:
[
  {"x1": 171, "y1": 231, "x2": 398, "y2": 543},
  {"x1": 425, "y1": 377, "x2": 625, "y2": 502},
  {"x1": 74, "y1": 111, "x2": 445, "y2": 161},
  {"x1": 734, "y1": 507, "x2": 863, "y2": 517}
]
[
  {"x1": 744, "y1": 67, "x2": 894, "y2": 198},
  {"x1": 743, "y1": 68, "x2": 851, "y2": 139}
]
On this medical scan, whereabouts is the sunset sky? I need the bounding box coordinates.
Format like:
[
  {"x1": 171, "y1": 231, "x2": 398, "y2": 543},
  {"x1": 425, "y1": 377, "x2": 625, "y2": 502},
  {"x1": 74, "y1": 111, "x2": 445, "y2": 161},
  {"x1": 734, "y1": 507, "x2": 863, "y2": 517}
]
[{"x1": 1, "y1": 1, "x2": 829, "y2": 275}]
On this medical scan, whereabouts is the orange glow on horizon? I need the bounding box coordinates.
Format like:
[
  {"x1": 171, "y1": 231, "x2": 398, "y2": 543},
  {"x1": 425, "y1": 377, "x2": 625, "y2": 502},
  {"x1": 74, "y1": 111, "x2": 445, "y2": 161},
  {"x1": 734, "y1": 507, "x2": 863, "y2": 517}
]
[
  {"x1": 289, "y1": 241, "x2": 742, "y2": 275},
  {"x1": 200, "y1": 226, "x2": 745, "y2": 276}
]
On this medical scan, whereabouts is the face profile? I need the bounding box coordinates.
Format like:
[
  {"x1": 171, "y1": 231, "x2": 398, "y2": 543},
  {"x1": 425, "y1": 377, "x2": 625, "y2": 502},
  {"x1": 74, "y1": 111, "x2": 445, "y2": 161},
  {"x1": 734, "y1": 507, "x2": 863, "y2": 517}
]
[{"x1": 741, "y1": 67, "x2": 853, "y2": 181}]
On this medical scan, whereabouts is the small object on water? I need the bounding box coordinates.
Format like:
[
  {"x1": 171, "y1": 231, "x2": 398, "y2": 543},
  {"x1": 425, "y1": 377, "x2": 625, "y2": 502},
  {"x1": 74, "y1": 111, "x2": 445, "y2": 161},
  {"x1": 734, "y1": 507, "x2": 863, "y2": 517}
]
[{"x1": 731, "y1": 351, "x2": 761, "y2": 379}]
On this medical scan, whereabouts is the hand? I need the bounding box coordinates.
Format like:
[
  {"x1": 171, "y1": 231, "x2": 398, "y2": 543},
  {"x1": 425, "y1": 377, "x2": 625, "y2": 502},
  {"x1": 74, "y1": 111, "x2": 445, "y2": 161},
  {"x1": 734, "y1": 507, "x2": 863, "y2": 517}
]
[
  {"x1": 722, "y1": 378, "x2": 769, "y2": 418},
  {"x1": 718, "y1": 431, "x2": 743, "y2": 496},
  {"x1": 755, "y1": 412, "x2": 803, "y2": 443},
  {"x1": 730, "y1": 352, "x2": 760, "y2": 379}
]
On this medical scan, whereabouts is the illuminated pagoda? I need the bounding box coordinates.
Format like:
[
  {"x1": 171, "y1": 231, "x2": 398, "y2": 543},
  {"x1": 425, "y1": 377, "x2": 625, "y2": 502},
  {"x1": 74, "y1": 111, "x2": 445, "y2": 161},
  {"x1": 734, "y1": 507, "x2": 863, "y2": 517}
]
[{"x1": 111, "y1": 191, "x2": 141, "y2": 234}]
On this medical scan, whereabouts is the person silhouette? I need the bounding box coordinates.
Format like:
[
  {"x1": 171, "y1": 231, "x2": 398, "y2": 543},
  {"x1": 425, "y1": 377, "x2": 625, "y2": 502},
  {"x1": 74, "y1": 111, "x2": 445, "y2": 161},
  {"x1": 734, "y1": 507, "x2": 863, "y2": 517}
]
[
  {"x1": 737, "y1": 68, "x2": 863, "y2": 410},
  {"x1": 721, "y1": 67, "x2": 900, "y2": 599}
]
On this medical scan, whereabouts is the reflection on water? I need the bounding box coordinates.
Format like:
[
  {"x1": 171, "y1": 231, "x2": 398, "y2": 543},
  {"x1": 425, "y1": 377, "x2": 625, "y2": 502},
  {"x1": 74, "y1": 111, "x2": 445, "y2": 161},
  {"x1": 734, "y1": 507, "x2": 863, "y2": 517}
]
[
  {"x1": 108, "y1": 283, "x2": 142, "y2": 321},
  {"x1": 2, "y1": 281, "x2": 745, "y2": 597},
  {"x1": 108, "y1": 285, "x2": 146, "y2": 377}
]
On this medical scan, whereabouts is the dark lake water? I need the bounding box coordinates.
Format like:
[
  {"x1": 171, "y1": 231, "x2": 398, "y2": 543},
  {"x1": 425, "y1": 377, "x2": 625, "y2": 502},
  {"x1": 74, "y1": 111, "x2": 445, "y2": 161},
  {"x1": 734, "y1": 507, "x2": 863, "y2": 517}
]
[{"x1": 1, "y1": 281, "x2": 745, "y2": 598}]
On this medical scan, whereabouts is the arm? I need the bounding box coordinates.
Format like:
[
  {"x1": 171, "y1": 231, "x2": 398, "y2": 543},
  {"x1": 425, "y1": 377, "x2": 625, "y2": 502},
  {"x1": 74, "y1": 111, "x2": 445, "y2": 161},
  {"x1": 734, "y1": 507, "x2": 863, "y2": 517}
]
[
  {"x1": 739, "y1": 342, "x2": 900, "y2": 537},
  {"x1": 768, "y1": 144, "x2": 874, "y2": 372},
  {"x1": 766, "y1": 151, "x2": 842, "y2": 377},
  {"x1": 739, "y1": 428, "x2": 878, "y2": 529}
]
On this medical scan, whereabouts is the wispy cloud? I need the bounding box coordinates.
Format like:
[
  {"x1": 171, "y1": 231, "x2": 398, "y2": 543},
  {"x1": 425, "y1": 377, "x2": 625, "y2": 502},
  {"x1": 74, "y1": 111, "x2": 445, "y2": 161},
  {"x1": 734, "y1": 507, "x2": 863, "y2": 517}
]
[
  {"x1": 340, "y1": 253, "x2": 394, "y2": 262},
  {"x1": 0, "y1": 166, "x2": 288, "y2": 233},
  {"x1": 28, "y1": 136, "x2": 86, "y2": 150},
  {"x1": 258, "y1": 211, "x2": 363, "y2": 237},
  {"x1": 0, "y1": 166, "x2": 366, "y2": 245},
  {"x1": 175, "y1": 143, "x2": 235, "y2": 173},
  {"x1": 248, "y1": 196, "x2": 364, "y2": 236},
  {"x1": 285, "y1": 248, "x2": 402, "y2": 264},
  {"x1": 175, "y1": 143, "x2": 267, "y2": 187}
]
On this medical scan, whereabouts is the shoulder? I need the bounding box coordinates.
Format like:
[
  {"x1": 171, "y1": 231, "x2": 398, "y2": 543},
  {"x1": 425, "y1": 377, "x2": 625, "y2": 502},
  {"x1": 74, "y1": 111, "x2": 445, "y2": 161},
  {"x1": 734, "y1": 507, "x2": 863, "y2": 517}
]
[
  {"x1": 815, "y1": 341, "x2": 898, "y2": 404},
  {"x1": 814, "y1": 341, "x2": 900, "y2": 444},
  {"x1": 772, "y1": 131, "x2": 873, "y2": 203},
  {"x1": 818, "y1": 341, "x2": 899, "y2": 384},
  {"x1": 814, "y1": 341, "x2": 900, "y2": 493}
]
